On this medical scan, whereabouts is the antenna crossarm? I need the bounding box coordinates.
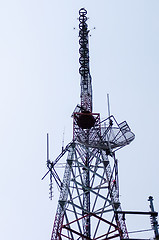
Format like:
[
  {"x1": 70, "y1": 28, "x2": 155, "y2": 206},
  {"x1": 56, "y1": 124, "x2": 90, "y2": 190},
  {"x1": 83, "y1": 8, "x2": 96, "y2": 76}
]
[
  {"x1": 53, "y1": 142, "x2": 74, "y2": 166},
  {"x1": 41, "y1": 142, "x2": 73, "y2": 181}
]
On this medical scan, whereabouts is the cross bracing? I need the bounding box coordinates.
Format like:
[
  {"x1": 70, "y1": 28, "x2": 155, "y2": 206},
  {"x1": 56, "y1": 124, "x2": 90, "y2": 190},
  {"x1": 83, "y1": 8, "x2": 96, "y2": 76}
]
[
  {"x1": 46, "y1": 114, "x2": 135, "y2": 240},
  {"x1": 49, "y1": 125, "x2": 134, "y2": 239}
]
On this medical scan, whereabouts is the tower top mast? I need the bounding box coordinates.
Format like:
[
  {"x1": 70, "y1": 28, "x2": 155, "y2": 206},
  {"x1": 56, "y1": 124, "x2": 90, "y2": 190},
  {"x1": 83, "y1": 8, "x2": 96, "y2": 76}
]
[{"x1": 79, "y1": 8, "x2": 92, "y2": 113}]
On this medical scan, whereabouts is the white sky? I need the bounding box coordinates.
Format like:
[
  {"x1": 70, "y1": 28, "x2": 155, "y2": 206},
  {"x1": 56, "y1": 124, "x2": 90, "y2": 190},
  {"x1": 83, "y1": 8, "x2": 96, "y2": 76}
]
[{"x1": 0, "y1": 0, "x2": 159, "y2": 239}]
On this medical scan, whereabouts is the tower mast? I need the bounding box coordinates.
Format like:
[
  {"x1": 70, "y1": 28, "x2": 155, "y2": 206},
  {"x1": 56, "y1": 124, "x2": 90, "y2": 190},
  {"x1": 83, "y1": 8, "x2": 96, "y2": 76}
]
[
  {"x1": 79, "y1": 9, "x2": 92, "y2": 238},
  {"x1": 44, "y1": 8, "x2": 135, "y2": 240}
]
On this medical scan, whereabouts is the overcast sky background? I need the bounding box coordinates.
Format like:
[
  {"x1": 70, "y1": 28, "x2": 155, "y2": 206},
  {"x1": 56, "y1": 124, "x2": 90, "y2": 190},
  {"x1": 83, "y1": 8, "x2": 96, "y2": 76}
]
[{"x1": 0, "y1": 1, "x2": 159, "y2": 239}]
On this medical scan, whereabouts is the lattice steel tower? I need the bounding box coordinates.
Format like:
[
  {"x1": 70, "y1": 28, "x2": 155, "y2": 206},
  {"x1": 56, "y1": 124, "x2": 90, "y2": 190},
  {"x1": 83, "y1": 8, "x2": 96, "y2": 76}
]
[{"x1": 44, "y1": 8, "x2": 135, "y2": 240}]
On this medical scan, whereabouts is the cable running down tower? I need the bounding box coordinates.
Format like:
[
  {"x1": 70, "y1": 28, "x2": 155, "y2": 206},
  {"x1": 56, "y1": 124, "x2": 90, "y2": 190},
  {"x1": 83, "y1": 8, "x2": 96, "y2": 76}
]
[{"x1": 43, "y1": 8, "x2": 135, "y2": 240}]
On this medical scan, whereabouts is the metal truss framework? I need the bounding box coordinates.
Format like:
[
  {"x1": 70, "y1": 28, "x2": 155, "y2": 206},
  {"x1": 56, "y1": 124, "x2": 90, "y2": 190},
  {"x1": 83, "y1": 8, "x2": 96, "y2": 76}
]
[
  {"x1": 49, "y1": 115, "x2": 135, "y2": 240},
  {"x1": 45, "y1": 7, "x2": 135, "y2": 240}
]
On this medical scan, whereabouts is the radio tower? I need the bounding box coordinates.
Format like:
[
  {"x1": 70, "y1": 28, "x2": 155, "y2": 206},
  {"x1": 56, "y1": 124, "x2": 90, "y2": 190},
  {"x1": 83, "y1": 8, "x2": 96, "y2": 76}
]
[{"x1": 44, "y1": 8, "x2": 135, "y2": 240}]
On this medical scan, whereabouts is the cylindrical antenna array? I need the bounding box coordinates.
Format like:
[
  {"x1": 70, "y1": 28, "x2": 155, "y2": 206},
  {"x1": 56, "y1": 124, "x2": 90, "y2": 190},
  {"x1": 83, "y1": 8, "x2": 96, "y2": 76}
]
[
  {"x1": 78, "y1": 8, "x2": 92, "y2": 113},
  {"x1": 79, "y1": 8, "x2": 89, "y2": 78}
]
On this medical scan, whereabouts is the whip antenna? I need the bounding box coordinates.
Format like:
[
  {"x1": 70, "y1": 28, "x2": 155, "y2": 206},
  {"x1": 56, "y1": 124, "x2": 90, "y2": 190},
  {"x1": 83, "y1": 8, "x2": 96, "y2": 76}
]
[{"x1": 107, "y1": 93, "x2": 111, "y2": 117}]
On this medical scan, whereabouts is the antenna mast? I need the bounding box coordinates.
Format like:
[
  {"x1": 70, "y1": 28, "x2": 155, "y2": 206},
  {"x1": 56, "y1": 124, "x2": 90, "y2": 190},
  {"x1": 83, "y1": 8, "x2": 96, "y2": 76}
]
[
  {"x1": 43, "y1": 8, "x2": 136, "y2": 240},
  {"x1": 79, "y1": 8, "x2": 92, "y2": 113}
]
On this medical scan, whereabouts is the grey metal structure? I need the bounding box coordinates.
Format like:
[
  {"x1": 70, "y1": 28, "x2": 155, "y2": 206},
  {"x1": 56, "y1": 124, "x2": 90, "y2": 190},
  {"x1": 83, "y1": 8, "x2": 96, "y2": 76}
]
[
  {"x1": 44, "y1": 8, "x2": 135, "y2": 240},
  {"x1": 148, "y1": 196, "x2": 159, "y2": 239}
]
